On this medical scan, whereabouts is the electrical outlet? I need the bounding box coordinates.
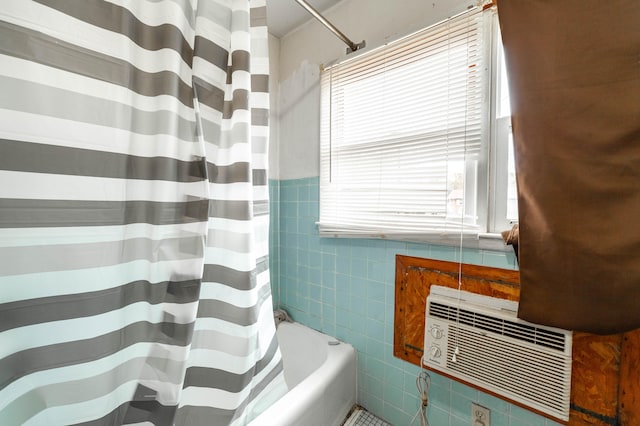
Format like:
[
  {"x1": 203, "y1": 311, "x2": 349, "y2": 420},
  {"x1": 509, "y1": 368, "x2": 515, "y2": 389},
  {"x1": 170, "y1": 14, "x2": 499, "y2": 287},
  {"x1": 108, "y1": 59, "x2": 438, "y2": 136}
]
[{"x1": 471, "y1": 403, "x2": 490, "y2": 426}]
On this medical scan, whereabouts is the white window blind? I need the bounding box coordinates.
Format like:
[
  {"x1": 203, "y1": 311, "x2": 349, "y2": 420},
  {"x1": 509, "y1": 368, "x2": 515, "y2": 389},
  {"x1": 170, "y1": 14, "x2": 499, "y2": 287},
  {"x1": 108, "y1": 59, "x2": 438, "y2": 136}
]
[{"x1": 319, "y1": 8, "x2": 488, "y2": 239}]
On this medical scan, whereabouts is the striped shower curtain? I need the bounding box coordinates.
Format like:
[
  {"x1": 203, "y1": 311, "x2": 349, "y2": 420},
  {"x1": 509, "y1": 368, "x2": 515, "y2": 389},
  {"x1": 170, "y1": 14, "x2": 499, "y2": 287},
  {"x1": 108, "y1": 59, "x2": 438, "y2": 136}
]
[{"x1": 0, "y1": 1, "x2": 287, "y2": 425}]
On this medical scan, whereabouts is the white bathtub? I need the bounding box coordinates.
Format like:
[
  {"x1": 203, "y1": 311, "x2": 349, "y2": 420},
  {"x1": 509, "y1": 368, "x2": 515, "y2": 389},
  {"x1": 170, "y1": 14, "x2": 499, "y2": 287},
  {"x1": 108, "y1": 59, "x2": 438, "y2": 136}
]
[{"x1": 249, "y1": 322, "x2": 357, "y2": 426}]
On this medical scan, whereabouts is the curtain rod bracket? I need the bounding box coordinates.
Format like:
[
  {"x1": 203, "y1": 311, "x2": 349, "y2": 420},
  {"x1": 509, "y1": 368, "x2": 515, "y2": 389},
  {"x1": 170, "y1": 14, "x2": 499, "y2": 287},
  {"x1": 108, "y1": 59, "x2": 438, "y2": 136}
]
[
  {"x1": 293, "y1": 0, "x2": 366, "y2": 54},
  {"x1": 347, "y1": 40, "x2": 366, "y2": 54}
]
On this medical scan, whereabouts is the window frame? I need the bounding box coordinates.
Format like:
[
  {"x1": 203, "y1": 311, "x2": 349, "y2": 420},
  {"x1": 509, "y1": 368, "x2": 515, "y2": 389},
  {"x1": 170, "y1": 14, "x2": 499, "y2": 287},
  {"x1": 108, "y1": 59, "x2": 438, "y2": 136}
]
[
  {"x1": 318, "y1": 7, "x2": 516, "y2": 250},
  {"x1": 487, "y1": 11, "x2": 518, "y2": 235}
]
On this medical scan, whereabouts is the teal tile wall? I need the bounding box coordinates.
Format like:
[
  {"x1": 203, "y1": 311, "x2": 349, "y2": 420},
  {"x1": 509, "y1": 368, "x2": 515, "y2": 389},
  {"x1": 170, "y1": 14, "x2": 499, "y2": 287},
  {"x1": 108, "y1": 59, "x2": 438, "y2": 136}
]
[
  {"x1": 269, "y1": 177, "x2": 562, "y2": 426},
  {"x1": 269, "y1": 179, "x2": 280, "y2": 307}
]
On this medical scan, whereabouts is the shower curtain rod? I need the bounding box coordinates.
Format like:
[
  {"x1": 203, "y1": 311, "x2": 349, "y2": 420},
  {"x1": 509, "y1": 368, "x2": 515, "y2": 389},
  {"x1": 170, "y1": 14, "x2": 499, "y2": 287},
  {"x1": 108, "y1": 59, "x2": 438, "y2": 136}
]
[{"x1": 294, "y1": 0, "x2": 365, "y2": 53}]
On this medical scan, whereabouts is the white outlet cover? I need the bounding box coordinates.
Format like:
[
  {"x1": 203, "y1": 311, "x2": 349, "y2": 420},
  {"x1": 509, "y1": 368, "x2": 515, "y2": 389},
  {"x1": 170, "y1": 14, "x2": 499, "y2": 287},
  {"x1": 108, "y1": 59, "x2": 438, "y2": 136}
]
[{"x1": 471, "y1": 402, "x2": 491, "y2": 426}]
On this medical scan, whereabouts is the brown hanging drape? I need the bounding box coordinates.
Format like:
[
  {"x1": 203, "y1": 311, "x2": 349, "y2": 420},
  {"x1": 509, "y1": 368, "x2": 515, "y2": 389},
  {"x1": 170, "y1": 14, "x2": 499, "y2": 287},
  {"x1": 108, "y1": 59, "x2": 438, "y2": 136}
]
[{"x1": 497, "y1": 0, "x2": 640, "y2": 334}]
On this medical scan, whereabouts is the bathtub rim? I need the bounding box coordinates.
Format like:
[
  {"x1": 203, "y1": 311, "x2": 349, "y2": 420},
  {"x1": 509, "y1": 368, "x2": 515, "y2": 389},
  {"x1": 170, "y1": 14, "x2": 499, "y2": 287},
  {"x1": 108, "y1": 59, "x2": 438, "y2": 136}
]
[{"x1": 248, "y1": 321, "x2": 357, "y2": 426}]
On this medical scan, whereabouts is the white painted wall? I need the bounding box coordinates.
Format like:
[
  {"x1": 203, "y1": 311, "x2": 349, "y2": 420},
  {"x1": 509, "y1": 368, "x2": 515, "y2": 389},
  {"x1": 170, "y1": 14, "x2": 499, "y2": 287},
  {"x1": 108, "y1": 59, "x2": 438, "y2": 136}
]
[
  {"x1": 268, "y1": 33, "x2": 280, "y2": 180},
  {"x1": 273, "y1": 0, "x2": 477, "y2": 180}
]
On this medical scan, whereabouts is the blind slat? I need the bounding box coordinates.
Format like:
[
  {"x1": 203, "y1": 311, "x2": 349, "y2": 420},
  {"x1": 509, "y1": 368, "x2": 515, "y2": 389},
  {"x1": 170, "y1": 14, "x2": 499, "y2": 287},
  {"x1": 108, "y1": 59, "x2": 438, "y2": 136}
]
[{"x1": 320, "y1": 7, "x2": 488, "y2": 238}]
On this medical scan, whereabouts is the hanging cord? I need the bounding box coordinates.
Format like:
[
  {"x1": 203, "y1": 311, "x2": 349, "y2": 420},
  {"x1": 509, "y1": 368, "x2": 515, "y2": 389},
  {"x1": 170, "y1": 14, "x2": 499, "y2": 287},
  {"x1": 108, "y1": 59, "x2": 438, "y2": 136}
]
[
  {"x1": 452, "y1": 220, "x2": 464, "y2": 363},
  {"x1": 451, "y1": 10, "x2": 475, "y2": 365},
  {"x1": 410, "y1": 356, "x2": 432, "y2": 426}
]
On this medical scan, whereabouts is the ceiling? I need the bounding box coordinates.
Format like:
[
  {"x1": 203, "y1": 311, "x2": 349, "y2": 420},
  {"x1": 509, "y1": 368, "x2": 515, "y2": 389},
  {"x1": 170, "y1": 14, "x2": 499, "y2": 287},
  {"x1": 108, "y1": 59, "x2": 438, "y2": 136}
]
[{"x1": 266, "y1": 0, "x2": 342, "y2": 38}]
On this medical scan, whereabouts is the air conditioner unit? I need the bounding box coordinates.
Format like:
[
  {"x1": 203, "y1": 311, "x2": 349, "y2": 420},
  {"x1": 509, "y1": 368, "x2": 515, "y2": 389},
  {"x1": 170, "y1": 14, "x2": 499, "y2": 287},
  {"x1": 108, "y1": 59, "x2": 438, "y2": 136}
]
[{"x1": 423, "y1": 286, "x2": 572, "y2": 421}]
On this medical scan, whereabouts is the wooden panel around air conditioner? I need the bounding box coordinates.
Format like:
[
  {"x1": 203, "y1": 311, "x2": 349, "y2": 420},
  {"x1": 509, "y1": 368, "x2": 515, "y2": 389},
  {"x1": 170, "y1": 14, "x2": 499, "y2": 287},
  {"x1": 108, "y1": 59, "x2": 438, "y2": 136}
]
[{"x1": 393, "y1": 254, "x2": 637, "y2": 425}]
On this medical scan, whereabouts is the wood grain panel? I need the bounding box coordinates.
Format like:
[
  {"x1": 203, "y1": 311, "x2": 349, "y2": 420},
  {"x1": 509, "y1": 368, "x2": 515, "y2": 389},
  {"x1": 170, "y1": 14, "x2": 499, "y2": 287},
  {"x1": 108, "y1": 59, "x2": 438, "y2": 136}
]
[
  {"x1": 393, "y1": 255, "x2": 633, "y2": 425},
  {"x1": 619, "y1": 330, "x2": 640, "y2": 425},
  {"x1": 571, "y1": 332, "x2": 621, "y2": 421}
]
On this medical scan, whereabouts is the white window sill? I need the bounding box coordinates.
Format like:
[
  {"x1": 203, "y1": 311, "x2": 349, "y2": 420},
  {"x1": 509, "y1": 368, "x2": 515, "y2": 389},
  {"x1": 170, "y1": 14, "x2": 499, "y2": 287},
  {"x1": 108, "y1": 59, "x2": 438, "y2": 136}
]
[{"x1": 317, "y1": 227, "x2": 514, "y2": 252}]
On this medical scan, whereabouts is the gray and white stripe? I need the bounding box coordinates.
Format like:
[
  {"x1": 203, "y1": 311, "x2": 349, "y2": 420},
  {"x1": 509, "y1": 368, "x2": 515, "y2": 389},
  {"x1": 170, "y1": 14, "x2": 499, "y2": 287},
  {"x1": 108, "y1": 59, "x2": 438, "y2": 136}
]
[{"x1": 0, "y1": 0, "x2": 284, "y2": 424}]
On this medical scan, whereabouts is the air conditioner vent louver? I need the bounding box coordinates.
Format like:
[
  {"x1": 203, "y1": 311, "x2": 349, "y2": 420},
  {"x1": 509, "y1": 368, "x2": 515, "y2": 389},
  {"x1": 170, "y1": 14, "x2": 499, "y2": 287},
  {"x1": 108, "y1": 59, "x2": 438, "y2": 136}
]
[
  {"x1": 424, "y1": 291, "x2": 572, "y2": 422},
  {"x1": 428, "y1": 301, "x2": 567, "y2": 351}
]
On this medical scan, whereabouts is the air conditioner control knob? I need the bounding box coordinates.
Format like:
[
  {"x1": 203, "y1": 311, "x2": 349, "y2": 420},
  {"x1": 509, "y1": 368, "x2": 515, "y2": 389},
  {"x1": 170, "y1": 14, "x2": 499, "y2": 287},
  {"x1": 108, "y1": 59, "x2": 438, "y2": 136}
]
[
  {"x1": 430, "y1": 327, "x2": 443, "y2": 339},
  {"x1": 429, "y1": 346, "x2": 441, "y2": 358}
]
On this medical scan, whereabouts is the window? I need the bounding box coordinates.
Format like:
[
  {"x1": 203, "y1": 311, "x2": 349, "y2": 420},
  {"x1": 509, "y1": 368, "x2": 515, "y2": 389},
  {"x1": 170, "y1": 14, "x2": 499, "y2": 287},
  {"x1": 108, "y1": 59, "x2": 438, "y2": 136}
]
[
  {"x1": 493, "y1": 34, "x2": 519, "y2": 228},
  {"x1": 319, "y1": 7, "x2": 516, "y2": 244}
]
